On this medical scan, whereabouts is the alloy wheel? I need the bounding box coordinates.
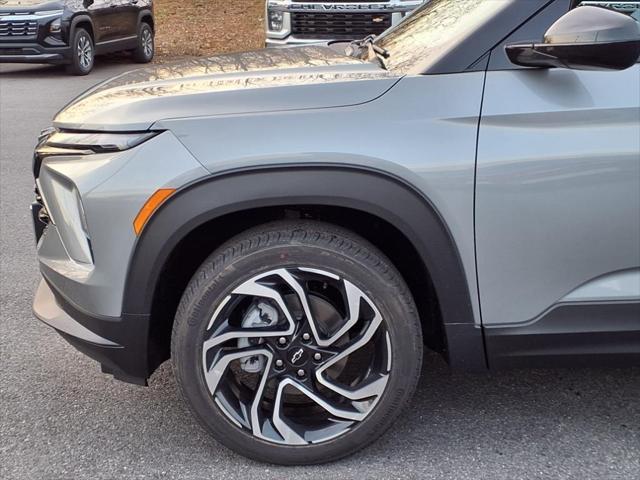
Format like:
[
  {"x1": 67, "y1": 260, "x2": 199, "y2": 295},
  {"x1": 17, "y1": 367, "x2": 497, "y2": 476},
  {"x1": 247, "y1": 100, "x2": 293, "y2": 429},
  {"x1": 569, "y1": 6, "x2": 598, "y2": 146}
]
[
  {"x1": 201, "y1": 267, "x2": 392, "y2": 445},
  {"x1": 141, "y1": 28, "x2": 153, "y2": 58},
  {"x1": 77, "y1": 35, "x2": 92, "y2": 70}
]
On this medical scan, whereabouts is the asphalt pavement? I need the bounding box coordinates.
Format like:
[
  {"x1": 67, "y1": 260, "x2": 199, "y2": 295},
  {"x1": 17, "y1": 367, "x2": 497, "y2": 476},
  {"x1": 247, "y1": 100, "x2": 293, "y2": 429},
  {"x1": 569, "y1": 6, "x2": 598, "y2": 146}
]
[{"x1": 1, "y1": 60, "x2": 639, "y2": 480}]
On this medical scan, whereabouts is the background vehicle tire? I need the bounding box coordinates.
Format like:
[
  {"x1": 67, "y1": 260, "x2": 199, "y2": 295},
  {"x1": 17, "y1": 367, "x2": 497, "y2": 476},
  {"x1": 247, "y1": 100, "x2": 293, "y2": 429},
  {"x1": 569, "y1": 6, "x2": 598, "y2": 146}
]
[
  {"x1": 172, "y1": 221, "x2": 423, "y2": 464},
  {"x1": 67, "y1": 28, "x2": 94, "y2": 76},
  {"x1": 132, "y1": 22, "x2": 154, "y2": 63}
]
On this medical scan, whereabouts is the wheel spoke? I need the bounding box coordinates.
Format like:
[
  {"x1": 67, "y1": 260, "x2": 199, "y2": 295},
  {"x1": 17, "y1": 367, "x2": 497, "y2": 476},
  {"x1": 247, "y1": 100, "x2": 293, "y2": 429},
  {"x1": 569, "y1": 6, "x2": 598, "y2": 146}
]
[
  {"x1": 272, "y1": 379, "x2": 308, "y2": 445},
  {"x1": 249, "y1": 353, "x2": 275, "y2": 441},
  {"x1": 269, "y1": 269, "x2": 325, "y2": 345},
  {"x1": 281, "y1": 378, "x2": 367, "y2": 421},
  {"x1": 202, "y1": 320, "x2": 287, "y2": 353},
  {"x1": 315, "y1": 297, "x2": 386, "y2": 399},
  {"x1": 318, "y1": 372, "x2": 389, "y2": 401},
  {"x1": 203, "y1": 274, "x2": 299, "y2": 353},
  {"x1": 319, "y1": 279, "x2": 373, "y2": 346},
  {"x1": 203, "y1": 346, "x2": 272, "y2": 395},
  {"x1": 271, "y1": 377, "x2": 366, "y2": 445}
]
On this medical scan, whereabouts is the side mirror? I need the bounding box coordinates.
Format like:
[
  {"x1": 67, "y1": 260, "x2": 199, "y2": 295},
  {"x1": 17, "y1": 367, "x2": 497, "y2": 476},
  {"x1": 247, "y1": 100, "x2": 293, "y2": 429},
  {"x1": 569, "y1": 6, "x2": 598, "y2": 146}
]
[
  {"x1": 506, "y1": 6, "x2": 640, "y2": 71},
  {"x1": 84, "y1": 0, "x2": 95, "y2": 7}
]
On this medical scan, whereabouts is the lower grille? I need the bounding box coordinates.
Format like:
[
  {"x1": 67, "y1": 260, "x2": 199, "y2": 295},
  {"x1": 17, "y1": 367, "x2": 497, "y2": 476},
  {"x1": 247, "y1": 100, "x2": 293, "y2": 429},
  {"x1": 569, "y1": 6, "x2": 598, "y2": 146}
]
[
  {"x1": 0, "y1": 20, "x2": 38, "y2": 37},
  {"x1": 291, "y1": 12, "x2": 392, "y2": 39}
]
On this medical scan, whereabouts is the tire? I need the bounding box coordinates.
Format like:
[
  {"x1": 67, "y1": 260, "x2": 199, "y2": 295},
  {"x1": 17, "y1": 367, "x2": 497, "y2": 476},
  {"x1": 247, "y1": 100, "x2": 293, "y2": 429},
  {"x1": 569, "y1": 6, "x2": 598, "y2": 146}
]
[
  {"x1": 172, "y1": 221, "x2": 423, "y2": 465},
  {"x1": 67, "y1": 28, "x2": 94, "y2": 76},
  {"x1": 132, "y1": 22, "x2": 154, "y2": 63}
]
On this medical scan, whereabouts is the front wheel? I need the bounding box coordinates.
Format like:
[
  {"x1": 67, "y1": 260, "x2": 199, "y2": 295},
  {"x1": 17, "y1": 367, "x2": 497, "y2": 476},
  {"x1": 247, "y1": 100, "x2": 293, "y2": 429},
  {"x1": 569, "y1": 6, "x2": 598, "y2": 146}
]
[
  {"x1": 132, "y1": 22, "x2": 154, "y2": 63},
  {"x1": 171, "y1": 221, "x2": 423, "y2": 464},
  {"x1": 67, "y1": 28, "x2": 94, "y2": 76}
]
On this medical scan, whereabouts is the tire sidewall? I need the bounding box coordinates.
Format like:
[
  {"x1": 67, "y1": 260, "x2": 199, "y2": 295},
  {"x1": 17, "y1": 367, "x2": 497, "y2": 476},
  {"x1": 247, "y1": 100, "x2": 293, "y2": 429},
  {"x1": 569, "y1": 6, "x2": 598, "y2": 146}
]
[{"x1": 173, "y1": 229, "x2": 422, "y2": 464}]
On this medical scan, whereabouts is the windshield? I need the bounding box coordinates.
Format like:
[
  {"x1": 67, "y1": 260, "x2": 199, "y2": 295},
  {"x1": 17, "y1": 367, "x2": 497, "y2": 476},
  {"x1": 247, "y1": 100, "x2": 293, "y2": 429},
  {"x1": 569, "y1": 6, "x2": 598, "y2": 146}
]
[{"x1": 375, "y1": 0, "x2": 511, "y2": 74}]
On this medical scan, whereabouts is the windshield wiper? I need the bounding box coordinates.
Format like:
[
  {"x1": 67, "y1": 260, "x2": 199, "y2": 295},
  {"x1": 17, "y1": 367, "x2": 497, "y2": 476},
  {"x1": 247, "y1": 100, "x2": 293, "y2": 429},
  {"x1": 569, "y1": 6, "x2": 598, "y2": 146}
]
[{"x1": 345, "y1": 35, "x2": 390, "y2": 69}]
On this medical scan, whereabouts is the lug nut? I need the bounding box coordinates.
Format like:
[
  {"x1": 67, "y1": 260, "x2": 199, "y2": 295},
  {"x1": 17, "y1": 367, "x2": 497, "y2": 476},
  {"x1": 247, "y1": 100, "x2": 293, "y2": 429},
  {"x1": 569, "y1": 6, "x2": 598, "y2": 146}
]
[
  {"x1": 275, "y1": 359, "x2": 284, "y2": 368},
  {"x1": 302, "y1": 333, "x2": 311, "y2": 341},
  {"x1": 313, "y1": 353, "x2": 322, "y2": 361},
  {"x1": 278, "y1": 337, "x2": 287, "y2": 346},
  {"x1": 297, "y1": 369, "x2": 305, "y2": 377}
]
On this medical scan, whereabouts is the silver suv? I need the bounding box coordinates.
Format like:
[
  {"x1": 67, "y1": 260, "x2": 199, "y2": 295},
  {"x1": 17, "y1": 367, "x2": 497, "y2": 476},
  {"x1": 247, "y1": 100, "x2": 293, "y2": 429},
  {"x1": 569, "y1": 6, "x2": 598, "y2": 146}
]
[
  {"x1": 265, "y1": 0, "x2": 426, "y2": 46},
  {"x1": 31, "y1": 0, "x2": 640, "y2": 465}
]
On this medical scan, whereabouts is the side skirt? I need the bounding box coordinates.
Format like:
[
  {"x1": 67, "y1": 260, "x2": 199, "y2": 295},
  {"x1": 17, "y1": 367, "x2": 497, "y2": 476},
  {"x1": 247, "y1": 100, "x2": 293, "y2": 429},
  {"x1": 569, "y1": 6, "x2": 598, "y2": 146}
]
[{"x1": 485, "y1": 301, "x2": 640, "y2": 369}]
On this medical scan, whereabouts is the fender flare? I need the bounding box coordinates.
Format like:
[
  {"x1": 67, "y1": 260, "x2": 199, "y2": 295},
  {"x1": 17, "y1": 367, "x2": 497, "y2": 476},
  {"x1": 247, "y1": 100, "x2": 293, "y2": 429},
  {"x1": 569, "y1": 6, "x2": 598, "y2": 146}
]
[
  {"x1": 137, "y1": 9, "x2": 154, "y2": 30},
  {"x1": 69, "y1": 14, "x2": 94, "y2": 41},
  {"x1": 122, "y1": 165, "x2": 484, "y2": 369}
]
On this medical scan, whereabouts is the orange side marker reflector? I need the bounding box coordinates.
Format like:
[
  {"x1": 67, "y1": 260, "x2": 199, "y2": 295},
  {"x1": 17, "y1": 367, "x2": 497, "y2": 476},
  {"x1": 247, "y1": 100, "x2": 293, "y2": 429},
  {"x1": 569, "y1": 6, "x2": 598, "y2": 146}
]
[{"x1": 133, "y1": 188, "x2": 176, "y2": 235}]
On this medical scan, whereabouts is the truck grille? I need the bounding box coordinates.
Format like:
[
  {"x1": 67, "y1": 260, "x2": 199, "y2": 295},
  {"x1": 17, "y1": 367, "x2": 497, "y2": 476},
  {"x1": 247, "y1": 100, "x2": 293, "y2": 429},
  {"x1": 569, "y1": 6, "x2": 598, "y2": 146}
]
[
  {"x1": 295, "y1": 0, "x2": 389, "y2": 2},
  {"x1": 291, "y1": 12, "x2": 392, "y2": 39},
  {"x1": 0, "y1": 20, "x2": 38, "y2": 37}
]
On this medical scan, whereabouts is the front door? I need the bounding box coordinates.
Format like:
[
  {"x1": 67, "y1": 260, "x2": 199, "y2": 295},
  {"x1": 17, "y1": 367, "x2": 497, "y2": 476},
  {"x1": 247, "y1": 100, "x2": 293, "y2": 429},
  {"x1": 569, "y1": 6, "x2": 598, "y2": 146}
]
[{"x1": 475, "y1": 1, "x2": 640, "y2": 364}]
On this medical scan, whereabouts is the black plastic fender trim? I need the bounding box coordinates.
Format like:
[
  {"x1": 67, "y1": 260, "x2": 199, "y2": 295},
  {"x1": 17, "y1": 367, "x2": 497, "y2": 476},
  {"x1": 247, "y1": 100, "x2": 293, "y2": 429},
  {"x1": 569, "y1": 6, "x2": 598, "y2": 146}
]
[{"x1": 122, "y1": 164, "x2": 485, "y2": 370}]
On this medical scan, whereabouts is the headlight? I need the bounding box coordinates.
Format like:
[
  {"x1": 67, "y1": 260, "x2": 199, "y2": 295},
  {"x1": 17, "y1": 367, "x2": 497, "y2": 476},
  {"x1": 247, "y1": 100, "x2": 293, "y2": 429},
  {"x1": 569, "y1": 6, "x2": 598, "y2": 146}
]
[
  {"x1": 35, "y1": 10, "x2": 64, "y2": 17},
  {"x1": 45, "y1": 131, "x2": 159, "y2": 154},
  {"x1": 268, "y1": 10, "x2": 284, "y2": 31}
]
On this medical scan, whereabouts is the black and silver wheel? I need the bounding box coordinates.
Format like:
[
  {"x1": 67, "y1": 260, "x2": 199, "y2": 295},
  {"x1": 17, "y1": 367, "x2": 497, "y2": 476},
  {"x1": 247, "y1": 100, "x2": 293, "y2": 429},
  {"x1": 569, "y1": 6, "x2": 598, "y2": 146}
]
[
  {"x1": 67, "y1": 28, "x2": 94, "y2": 75},
  {"x1": 172, "y1": 221, "x2": 422, "y2": 464},
  {"x1": 132, "y1": 22, "x2": 154, "y2": 63}
]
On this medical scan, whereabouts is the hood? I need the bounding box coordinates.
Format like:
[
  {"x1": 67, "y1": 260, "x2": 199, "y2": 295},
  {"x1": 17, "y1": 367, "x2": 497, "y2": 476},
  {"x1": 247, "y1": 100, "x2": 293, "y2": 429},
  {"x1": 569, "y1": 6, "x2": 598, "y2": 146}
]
[
  {"x1": 53, "y1": 46, "x2": 400, "y2": 131},
  {"x1": 0, "y1": 0, "x2": 64, "y2": 13}
]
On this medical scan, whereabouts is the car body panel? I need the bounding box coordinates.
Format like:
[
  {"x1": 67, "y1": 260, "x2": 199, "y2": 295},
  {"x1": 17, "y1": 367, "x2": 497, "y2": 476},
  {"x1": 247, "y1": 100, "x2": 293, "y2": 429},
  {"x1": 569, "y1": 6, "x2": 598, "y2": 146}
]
[
  {"x1": 156, "y1": 72, "x2": 487, "y2": 327},
  {"x1": 53, "y1": 46, "x2": 399, "y2": 131},
  {"x1": 561, "y1": 269, "x2": 640, "y2": 303},
  {"x1": 37, "y1": 131, "x2": 208, "y2": 317},
  {"x1": 476, "y1": 65, "x2": 640, "y2": 326}
]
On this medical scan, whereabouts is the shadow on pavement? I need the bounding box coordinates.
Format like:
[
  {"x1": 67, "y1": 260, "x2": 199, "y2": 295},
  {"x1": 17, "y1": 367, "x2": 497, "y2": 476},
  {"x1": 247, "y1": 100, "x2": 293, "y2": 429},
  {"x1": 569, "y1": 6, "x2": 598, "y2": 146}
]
[{"x1": 0, "y1": 53, "x2": 143, "y2": 78}]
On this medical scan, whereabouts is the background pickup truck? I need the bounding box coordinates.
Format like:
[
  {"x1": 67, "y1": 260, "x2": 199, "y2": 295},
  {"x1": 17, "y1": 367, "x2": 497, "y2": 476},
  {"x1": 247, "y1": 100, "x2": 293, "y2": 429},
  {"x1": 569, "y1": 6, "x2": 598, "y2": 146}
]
[{"x1": 265, "y1": 0, "x2": 426, "y2": 46}]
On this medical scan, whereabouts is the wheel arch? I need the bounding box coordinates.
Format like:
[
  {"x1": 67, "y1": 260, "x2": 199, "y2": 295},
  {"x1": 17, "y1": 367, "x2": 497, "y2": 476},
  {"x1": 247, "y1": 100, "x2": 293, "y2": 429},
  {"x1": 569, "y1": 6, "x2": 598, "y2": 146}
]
[
  {"x1": 123, "y1": 165, "x2": 486, "y2": 373},
  {"x1": 69, "y1": 14, "x2": 94, "y2": 41},
  {"x1": 137, "y1": 10, "x2": 154, "y2": 31}
]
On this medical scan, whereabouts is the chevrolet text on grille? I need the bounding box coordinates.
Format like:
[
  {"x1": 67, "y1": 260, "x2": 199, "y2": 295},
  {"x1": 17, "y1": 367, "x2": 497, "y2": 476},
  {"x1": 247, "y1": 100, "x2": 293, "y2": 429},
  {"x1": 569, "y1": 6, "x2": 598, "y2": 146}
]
[{"x1": 289, "y1": 4, "x2": 395, "y2": 10}]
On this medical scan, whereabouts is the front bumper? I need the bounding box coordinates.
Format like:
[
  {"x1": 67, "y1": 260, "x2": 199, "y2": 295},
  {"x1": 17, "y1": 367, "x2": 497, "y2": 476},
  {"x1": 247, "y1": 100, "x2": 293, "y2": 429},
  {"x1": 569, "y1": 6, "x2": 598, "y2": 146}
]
[
  {"x1": 0, "y1": 41, "x2": 71, "y2": 64},
  {"x1": 266, "y1": 36, "x2": 328, "y2": 47},
  {"x1": 33, "y1": 278, "x2": 152, "y2": 385},
  {"x1": 0, "y1": 50, "x2": 67, "y2": 63},
  {"x1": 0, "y1": 9, "x2": 71, "y2": 64},
  {"x1": 31, "y1": 130, "x2": 209, "y2": 384}
]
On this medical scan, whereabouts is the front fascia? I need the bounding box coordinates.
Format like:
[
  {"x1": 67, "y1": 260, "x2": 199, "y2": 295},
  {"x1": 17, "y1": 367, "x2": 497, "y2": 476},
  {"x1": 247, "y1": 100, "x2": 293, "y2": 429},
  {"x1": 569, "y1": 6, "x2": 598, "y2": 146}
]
[{"x1": 36, "y1": 130, "x2": 208, "y2": 318}]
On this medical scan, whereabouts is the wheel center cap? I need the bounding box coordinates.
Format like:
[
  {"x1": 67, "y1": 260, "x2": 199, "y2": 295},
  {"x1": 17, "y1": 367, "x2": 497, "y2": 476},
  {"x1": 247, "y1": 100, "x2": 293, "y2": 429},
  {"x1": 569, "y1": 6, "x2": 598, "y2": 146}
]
[{"x1": 287, "y1": 347, "x2": 308, "y2": 366}]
